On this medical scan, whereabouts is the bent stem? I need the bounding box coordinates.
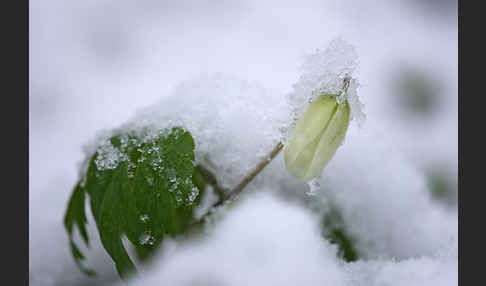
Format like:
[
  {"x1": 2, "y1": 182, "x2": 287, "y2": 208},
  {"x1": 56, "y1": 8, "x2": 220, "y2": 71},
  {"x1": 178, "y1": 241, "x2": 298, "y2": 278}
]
[
  {"x1": 190, "y1": 142, "x2": 284, "y2": 228},
  {"x1": 190, "y1": 77, "x2": 351, "y2": 230},
  {"x1": 222, "y1": 141, "x2": 284, "y2": 203}
]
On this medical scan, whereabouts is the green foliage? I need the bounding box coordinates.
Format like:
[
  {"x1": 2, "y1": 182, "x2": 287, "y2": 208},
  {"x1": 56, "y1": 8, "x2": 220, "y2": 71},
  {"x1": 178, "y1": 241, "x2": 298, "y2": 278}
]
[
  {"x1": 64, "y1": 183, "x2": 95, "y2": 276},
  {"x1": 321, "y1": 207, "x2": 359, "y2": 262},
  {"x1": 391, "y1": 67, "x2": 442, "y2": 116},
  {"x1": 426, "y1": 167, "x2": 457, "y2": 207},
  {"x1": 64, "y1": 127, "x2": 204, "y2": 280}
]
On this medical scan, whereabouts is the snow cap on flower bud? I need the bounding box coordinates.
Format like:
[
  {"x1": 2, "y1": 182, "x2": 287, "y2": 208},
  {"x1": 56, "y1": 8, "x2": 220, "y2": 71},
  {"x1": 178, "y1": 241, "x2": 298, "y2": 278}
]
[
  {"x1": 284, "y1": 92, "x2": 351, "y2": 182},
  {"x1": 284, "y1": 38, "x2": 365, "y2": 182}
]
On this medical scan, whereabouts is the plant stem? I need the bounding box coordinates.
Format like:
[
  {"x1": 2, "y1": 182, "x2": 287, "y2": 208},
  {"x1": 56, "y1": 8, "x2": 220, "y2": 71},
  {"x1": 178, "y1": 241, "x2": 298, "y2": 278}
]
[
  {"x1": 223, "y1": 141, "x2": 284, "y2": 203},
  {"x1": 190, "y1": 141, "x2": 284, "y2": 228},
  {"x1": 190, "y1": 76, "x2": 351, "y2": 230}
]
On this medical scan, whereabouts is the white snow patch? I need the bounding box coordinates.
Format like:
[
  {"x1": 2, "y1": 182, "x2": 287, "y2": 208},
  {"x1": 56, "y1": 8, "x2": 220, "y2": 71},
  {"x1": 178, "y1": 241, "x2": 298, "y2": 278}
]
[
  {"x1": 126, "y1": 193, "x2": 348, "y2": 286},
  {"x1": 124, "y1": 192, "x2": 457, "y2": 286}
]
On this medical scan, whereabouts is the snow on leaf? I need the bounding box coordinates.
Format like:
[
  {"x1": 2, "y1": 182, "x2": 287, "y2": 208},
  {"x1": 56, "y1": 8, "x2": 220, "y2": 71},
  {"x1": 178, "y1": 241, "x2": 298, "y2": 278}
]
[{"x1": 64, "y1": 127, "x2": 204, "y2": 280}]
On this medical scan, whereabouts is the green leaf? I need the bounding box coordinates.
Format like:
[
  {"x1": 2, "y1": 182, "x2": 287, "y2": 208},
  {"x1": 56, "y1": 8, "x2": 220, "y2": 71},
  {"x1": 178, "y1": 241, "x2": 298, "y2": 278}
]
[
  {"x1": 64, "y1": 183, "x2": 95, "y2": 275},
  {"x1": 321, "y1": 206, "x2": 359, "y2": 262},
  {"x1": 64, "y1": 127, "x2": 204, "y2": 280},
  {"x1": 191, "y1": 166, "x2": 207, "y2": 206}
]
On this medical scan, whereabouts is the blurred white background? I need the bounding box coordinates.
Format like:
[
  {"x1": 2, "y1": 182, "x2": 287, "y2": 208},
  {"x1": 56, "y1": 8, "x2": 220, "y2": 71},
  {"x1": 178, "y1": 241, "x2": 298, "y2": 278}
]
[{"x1": 29, "y1": 0, "x2": 457, "y2": 285}]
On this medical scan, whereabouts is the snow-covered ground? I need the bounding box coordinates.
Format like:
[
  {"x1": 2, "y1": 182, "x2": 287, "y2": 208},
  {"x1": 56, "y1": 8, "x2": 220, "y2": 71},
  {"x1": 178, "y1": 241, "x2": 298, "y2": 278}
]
[{"x1": 30, "y1": 0, "x2": 457, "y2": 285}]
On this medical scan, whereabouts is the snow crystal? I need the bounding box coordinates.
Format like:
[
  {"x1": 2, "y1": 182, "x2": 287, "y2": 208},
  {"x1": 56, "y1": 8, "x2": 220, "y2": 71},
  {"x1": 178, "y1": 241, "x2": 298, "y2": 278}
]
[
  {"x1": 346, "y1": 78, "x2": 366, "y2": 127},
  {"x1": 94, "y1": 140, "x2": 128, "y2": 171},
  {"x1": 285, "y1": 37, "x2": 365, "y2": 145},
  {"x1": 139, "y1": 231, "x2": 155, "y2": 246},
  {"x1": 186, "y1": 186, "x2": 199, "y2": 205},
  {"x1": 175, "y1": 191, "x2": 183, "y2": 205},
  {"x1": 306, "y1": 178, "x2": 321, "y2": 196},
  {"x1": 140, "y1": 214, "x2": 149, "y2": 223}
]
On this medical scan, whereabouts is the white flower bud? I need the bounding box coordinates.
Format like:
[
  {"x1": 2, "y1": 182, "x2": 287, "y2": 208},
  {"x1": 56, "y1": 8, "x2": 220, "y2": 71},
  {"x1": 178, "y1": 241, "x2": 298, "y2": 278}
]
[{"x1": 284, "y1": 94, "x2": 350, "y2": 181}]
